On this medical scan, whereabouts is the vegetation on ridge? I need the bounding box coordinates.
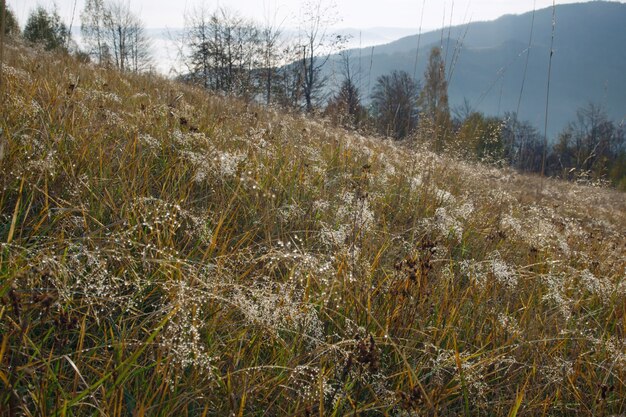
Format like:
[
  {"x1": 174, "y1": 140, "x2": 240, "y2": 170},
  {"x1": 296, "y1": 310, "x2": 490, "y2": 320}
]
[{"x1": 0, "y1": 39, "x2": 625, "y2": 416}]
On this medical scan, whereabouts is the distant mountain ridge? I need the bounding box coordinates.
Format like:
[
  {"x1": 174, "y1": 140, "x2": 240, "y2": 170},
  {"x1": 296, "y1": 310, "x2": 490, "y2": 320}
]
[{"x1": 325, "y1": 1, "x2": 626, "y2": 138}]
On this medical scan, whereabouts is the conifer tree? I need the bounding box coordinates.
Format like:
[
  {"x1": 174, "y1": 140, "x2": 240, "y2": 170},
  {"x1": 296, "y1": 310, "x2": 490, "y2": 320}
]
[
  {"x1": 1, "y1": 2, "x2": 20, "y2": 36},
  {"x1": 23, "y1": 6, "x2": 69, "y2": 51}
]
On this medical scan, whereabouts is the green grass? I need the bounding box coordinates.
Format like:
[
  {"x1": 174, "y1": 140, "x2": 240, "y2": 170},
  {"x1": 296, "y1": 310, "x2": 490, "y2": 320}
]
[{"x1": 0, "y1": 40, "x2": 624, "y2": 416}]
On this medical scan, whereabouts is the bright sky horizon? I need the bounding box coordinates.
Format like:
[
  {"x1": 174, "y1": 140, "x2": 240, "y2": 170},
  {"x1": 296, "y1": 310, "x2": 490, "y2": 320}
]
[{"x1": 7, "y1": 0, "x2": 626, "y2": 32}]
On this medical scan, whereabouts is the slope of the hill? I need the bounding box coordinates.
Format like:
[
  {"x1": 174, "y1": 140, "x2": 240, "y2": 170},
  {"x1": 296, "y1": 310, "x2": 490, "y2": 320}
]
[
  {"x1": 327, "y1": 1, "x2": 626, "y2": 138},
  {"x1": 1, "y1": 41, "x2": 624, "y2": 416}
]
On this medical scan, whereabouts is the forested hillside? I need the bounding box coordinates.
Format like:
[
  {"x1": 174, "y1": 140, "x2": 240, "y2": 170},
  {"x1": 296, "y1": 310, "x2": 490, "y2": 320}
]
[{"x1": 327, "y1": 1, "x2": 626, "y2": 138}]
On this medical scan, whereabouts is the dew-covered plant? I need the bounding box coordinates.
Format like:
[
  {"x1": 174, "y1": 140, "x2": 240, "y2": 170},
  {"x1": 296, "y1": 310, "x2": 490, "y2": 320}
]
[{"x1": 0, "y1": 39, "x2": 624, "y2": 416}]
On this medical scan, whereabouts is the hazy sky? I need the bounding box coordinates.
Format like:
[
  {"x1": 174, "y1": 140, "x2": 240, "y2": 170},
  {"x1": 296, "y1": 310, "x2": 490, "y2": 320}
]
[{"x1": 8, "y1": 0, "x2": 626, "y2": 31}]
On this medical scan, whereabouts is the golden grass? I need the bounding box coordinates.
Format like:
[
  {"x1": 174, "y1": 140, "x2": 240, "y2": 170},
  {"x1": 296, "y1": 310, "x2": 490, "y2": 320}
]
[{"x1": 0, "y1": 40, "x2": 624, "y2": 416}]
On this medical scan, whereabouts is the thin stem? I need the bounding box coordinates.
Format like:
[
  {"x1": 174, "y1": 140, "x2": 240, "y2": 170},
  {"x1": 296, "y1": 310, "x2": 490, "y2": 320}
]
[{"x1": 541, "y1": 0, "x2": 556, "y2": 181}]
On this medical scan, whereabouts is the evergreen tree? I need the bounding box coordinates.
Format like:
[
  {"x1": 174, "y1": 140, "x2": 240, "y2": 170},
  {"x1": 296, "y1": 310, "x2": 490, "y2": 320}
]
[
  {"x1": 23, "y1": 6, "x2": 69, "y2": 51},
  {"x1": 326, "y1": 78, "x2": 366, "y2": 129},
  {"x1": 1, "y1": 2, "x2": 20, "y2": 36},
  {"x1": 325, "y1": 50, "x2": 366, "y2": 129}
]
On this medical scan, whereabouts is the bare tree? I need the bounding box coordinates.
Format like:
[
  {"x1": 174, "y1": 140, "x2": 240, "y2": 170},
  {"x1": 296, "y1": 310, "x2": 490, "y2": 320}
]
[
  {"x1": 185, "y1": 4, "x2": 212, "y2": 88},
  {"x1": 186, "y1": 7, "x2": 260, "y2": 98},
  {"x1": 81, "y1": 0, "x2": 107, "y2": 62},
  {"x1": 272, "y1": 44, "x2": 305, "y2": 109},
  {"x1": 553, "y1": 103, "x2": 625, "y2": 178},
  {"x1": 259, "y1": 6, "x2": 285, "y2": 105},
  {"x1": 298, "y1": 0, "x2": 343, "y2": 113},
  {"x1": 81, "y1": 0, "x2": 151, "y2": 72},
  {"x1": 420, "y1": 46, "x2": 451, "y2": 149},
  {"x1": 371, "y1": 70, "x2": 420, "y2": 139},
  {"x1": 102, "y1": 1, "x2": 151, "y2": 72},
  {"x1": 452, "y1": 97, "x2": 475, "y2": 125}
]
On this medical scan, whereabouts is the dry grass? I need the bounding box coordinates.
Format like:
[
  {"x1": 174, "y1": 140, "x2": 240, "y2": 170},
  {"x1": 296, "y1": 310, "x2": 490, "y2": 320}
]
[{"x1": 1, "y1": 41, "x2": 624, "y2": 416}]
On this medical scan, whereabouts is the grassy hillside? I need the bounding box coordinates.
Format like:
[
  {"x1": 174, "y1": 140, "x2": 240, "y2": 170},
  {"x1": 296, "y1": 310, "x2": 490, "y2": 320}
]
[{"x1": 1, "y1": 41, "x2": 625, "y2": 416}]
